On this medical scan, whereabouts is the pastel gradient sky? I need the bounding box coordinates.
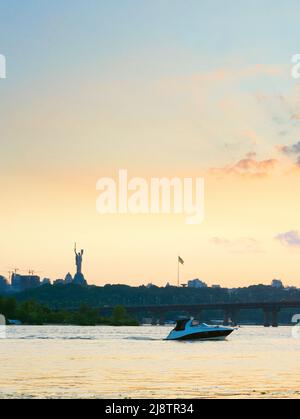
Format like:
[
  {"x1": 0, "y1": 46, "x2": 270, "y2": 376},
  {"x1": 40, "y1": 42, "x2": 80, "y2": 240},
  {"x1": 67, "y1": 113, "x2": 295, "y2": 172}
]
[{"x1": 1, "y1": 0, "x2": 300, "y2": 287}]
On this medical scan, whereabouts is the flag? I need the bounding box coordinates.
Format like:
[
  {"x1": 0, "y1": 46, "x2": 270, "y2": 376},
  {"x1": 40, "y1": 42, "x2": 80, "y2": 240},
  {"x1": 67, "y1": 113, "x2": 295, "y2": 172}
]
[{"x1": 178, "y1": 256, "x2": 184, "y2": 265}]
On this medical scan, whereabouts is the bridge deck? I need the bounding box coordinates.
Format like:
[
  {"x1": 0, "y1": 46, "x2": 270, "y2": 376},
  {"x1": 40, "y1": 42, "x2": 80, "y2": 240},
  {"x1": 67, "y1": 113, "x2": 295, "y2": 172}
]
[{"x1": 102, "y1": 301, "x2": 300, "y2": 313}]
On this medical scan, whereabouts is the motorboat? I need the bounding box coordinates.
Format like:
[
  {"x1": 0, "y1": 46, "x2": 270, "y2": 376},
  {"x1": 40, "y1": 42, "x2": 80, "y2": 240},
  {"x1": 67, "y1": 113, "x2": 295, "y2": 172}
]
[{"x1": 166, "y1": 318, "x2": 234, "y2": 341}]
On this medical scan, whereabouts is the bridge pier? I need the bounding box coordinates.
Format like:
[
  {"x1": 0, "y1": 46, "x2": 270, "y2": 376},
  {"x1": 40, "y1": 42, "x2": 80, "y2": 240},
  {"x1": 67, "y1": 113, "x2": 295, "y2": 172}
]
[
  {"x1": 263, "y1": 310, "x2": 271, "y2": 327},
  {"x1": 159, "y1": 315, "x2": 165, "y2": 326},
  {"x1": 151, "y1": 315, "x2": 166, "y2": 326},
  {"x1": 151, "y1": 318, "x2": 158, "y2": 326},
  {"x1": 223, "y1": 310, "x2": 230, "y2": 326},
  {"x1": 263, "y1": 309, "x2": 280, "y2": 327},
  {"x1": 272, "y1": 309, "x2": 279, "y2": 328},
  {"x1": 231, "y1": 309, "x2": 239, "y2": 326},
  {"x1": 223, "y1": 309, "x2": 239, "y2": 326}
]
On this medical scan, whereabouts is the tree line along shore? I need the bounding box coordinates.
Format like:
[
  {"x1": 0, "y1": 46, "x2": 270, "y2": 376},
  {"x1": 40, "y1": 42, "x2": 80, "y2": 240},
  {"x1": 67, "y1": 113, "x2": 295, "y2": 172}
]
[
  {"x1": 0, "y1": 296, "x2": 138, "y2": 326},
  {"x1": 1, "y1": 283, "x2": 300, "y2": 326}
]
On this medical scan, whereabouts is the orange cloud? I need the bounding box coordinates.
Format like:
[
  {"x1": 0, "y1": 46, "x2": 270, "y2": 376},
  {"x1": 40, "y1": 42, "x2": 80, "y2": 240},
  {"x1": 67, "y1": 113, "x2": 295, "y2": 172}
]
[
  {"x1": 278, "y1": 141, "x2": 300, "y2": 167},
  {"x1": 209, "y1": 153, "x2": 278, "y2": 177}
]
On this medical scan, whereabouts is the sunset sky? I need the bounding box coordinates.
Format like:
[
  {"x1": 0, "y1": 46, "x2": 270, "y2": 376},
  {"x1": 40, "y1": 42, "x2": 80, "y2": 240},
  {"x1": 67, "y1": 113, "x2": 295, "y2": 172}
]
[{"x1": 1, "y1": 0, "x2": 300, "y2": 287}]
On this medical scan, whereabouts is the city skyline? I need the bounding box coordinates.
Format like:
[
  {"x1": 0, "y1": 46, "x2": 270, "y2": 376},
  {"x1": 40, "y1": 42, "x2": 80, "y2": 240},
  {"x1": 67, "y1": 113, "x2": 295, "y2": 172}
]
[
  {"x1": 0, "y1": 246, "x2": 297, "y2": 290},
  {"x1": 1, "y1": 1, "x2": 300, "y2": 287}
]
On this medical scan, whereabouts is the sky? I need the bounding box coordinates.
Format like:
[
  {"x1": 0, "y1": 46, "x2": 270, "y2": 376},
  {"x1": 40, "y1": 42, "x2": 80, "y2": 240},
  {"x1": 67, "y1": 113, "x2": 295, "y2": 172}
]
[{"x1": 1, "y1": 0, "x2": 300, "y2": 287}]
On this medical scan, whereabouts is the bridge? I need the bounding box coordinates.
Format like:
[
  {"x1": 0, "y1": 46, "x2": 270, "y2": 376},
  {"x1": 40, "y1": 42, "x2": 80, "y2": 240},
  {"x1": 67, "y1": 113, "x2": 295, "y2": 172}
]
[{"x1": 101, "y1": 301, "x2": 300, "y2": 327}]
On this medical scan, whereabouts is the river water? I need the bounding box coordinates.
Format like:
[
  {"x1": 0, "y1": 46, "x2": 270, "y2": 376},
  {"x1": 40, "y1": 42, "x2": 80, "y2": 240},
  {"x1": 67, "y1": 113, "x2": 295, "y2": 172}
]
[{"x1": 0, "y1": 325, "x2": 299, "y2": 399}]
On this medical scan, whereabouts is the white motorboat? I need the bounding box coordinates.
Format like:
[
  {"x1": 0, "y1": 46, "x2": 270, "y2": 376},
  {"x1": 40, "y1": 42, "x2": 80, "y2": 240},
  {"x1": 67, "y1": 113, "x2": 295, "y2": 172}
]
[{"x1": 166, "y1": 318, "x2": 234, "y2": 341}]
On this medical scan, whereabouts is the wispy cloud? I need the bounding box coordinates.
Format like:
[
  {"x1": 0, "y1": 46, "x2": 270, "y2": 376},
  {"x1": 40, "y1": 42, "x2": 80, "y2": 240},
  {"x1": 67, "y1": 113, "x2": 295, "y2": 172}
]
[
  {"x1": 209, "y1": 152, "x2": 278, "y2": 177},
  {"x1": 280, "y1": 141, "x2": 300, "y2": 155},
  {"x1": 275, "y1": 230, "x2": 300, "y2": 248},
  {"x1": 278, "y1": 141, "x2": 300, "y2": 166}
]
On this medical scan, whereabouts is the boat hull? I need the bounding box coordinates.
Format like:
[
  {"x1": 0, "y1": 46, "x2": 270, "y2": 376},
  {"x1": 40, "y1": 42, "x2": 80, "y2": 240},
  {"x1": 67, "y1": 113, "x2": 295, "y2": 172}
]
[
  {"x1": 168, "y1": 329, "x2": 233, "y2": 341},
  {"x1": 165, "y1": 319, "x2": 235, "y2": 341}
]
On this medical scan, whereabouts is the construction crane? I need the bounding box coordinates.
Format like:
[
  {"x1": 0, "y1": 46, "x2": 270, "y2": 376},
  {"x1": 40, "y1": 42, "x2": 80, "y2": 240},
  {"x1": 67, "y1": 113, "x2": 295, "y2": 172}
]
[
  {"x1": 0, "y1": 270, "x2": 13, "y2": 280},
  {"x1": 0, "y1": 269, "x2": 19, "y2": 284},
  {"x1": 28, "y1": 269, "x2": 43, "y2": 276},
  {"x1": 8, "y1": 268, "x2": 20, "y2": 274},
  {"x1": 7, "y1": 268, "x2": 20, "y2": 282}
]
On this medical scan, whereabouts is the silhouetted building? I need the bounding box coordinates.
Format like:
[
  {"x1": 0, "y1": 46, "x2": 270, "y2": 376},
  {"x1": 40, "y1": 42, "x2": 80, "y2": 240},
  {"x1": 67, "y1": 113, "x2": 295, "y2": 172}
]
[
  {"x1": 54, "y1": 279, "x2": 64, "y2": 285},
  {"x1": 41, "y1": 278, "x2": 51, "y2": 286},
  {"x1": 64, "y1": 273, "x2": 73, "y2": 284},
  {"x1": 272, "y1": 279, "x2": 284, "y2": 289},
  {"x1": 0, "y1": 276, "x2": 8, "y2": 292},
  {"x1": 11, "y1": 274, "x2": 40, "y2": 292},
  {"x1": 188, "y1": 279, "x2": 208, "y2": 288}
]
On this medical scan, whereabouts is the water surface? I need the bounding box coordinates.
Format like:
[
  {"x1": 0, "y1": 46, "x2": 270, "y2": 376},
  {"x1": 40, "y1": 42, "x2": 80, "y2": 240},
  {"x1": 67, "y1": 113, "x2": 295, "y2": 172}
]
[{"x1": 0, "y1": 325, "x2": 299, "y2": 399}]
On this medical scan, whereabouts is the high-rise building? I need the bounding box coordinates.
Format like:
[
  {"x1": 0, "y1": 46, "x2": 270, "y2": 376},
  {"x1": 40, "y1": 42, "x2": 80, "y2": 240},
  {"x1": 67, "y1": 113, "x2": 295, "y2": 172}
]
[
  {"x1": 11, "y1": 274, "x2": 40, "y2": 292},
  {"x1": 0, "y1": 275, "x2": 8, "y2": 292}
]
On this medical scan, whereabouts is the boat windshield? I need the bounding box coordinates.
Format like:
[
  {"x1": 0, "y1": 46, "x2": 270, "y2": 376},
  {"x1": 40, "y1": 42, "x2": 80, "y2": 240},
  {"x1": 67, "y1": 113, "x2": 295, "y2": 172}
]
[{"x1": 174, "y1": 319, "x2": 189, "y2": 331}]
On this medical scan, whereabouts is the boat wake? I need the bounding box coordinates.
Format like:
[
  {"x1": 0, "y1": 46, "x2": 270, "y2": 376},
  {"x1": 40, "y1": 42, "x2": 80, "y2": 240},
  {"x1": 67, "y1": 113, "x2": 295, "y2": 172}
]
[
  {"x1": 124, "y1": 337, "x2": 160, "y2": 341},
  {"x1": 12, "y1": 336, "x2": 96, "y2": 341}
]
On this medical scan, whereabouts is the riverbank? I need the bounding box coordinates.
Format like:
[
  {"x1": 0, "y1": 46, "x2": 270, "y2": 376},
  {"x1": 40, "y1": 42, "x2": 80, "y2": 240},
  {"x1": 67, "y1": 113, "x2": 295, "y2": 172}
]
[{"x1": 0, "y1": 296, "x2": 138, "y2": 326}]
